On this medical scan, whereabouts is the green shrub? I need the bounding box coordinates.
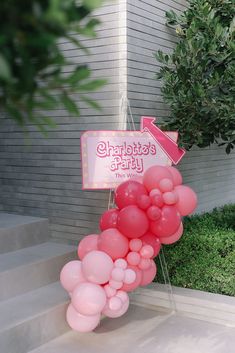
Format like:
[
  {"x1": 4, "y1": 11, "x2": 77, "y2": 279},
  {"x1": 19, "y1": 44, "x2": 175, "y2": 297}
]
[{"x1": 155, "y1": 204, "x2": 235, "y2": 296}]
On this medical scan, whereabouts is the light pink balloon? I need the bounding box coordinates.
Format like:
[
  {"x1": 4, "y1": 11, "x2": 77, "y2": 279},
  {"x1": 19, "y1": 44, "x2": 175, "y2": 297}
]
[
  {"x1": 114, "y1": 258, "x2": 128, "y2": 269},
  {"x1": 109, "y1": 279, "x2": 123, "y2": 290},
  {"x1": 77, "y1": 234, "x2": 98, "y2": 260},
  {"x1": 129, "y1": 238, "x2": 143, "y2": 252},
  {"x1": 140, "y1": 260, "x2": 157, "y2": 286},
  {"x1": 111, "y1": 267, "x2": 125, "y2": 282},
  {"x1": 103, "y1": 296, "x2": 130, "y2": 318},
  {"x1": 127, "y1": 251, "x2": 141, "y2": 266},
  {"x1": 121, "y1": 266, "x2": 142, "y2": 292},
  {"x1": 116, "y1": 290, "x2": 128, "y2": 303},
  {"x1": 143, "y1": 166, "x2": 173, "y2": 192},
  {"x1": 103, "y1": 284, "x2": 117, "y2": 298},
  {"x1": 175, "y1": 185, "x2": 198, "y2": 216},
  {"x1": 71, "y1": 282, "x2": 107, "y2": 316},
  {"x1": 60, "y1": 260, "x2": 86, "y2": 293},
  {"x1": 140, "y1": 245, "x2": 154, "y2": 259},
  {"x1": 159, "y1": 178, "x2": 174, "y2": 192},
  {"x1": 108, "y1": 296, "x2": 123, "y2": 311},
  {"x1": 163, "y1": 191, "x2": 178, "y2": 205},
  {"x1": 82, "y1": 250, "x2": 113, "y2": 284},
  {"x1": 98, "y1": 228, "x2": 129, "y2": 260},
  {"x1": 66, "y1": 304, "x2": 100, "y2": 332},
  {"x1": 160, "y1": 222, "x2": 183, "y2": 245},
  {"x1": 166, "y1": 166, "x2": 183, "y2": 186}
]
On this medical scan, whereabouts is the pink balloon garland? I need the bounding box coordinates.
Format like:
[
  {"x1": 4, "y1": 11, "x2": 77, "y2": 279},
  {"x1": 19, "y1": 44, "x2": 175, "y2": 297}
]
[{"x1": 60, "y1": 165, "x2": 197, "y2": 332}]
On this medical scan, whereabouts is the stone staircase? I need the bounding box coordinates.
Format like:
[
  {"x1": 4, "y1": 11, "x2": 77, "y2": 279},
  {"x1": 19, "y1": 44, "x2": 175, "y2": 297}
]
[{"x1": 0, "y1": 213, "x2": 77, "y2": 353}]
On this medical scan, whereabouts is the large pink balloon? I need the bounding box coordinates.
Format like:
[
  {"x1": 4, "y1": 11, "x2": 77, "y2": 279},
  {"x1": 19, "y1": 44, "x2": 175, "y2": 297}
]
[
  {"x1": 115, "y1": 180, "x2": 148, "y2": 209},
  {"x1": 66, "y1": 304, "x2": 100, "y2": 332},
  {"x1": 140, "y1": 260, "x2": 157, "y2": 286},
  {"x1": 140, "y1": 232, "x2": 161, "y2": 257},
  {"x1": 121, "y1": 265, "x2": 142, "y2": 292},
  {"x1": 60, "y1": 260, "x2": 86, "y2": 292},
  {"x1": 99, "y1": 209, "x2": 119, "y2": 231},
  {"x1": 166, "y1": 166, "x2": 183, "y2": 186},
  {"x1": 175, "y1": 185, "x2": 198, "y2": 216},
  {"x1": 160, "y1": 222, "x2": 183, "y2": 245},
  {"x1": 150, "y1": 205, "x2": 181, "y2": 238},
  {"x1": 102, "y1": 296, "x2": 129, "y2": 318},
  {"x1": 98, "y1": 228, "x2": 129, "y2": 260},
  {"x1": 82, "y1": 250, "x2": 113, "y2": 284},
  {"x1": 117, "y1": 205, "x2": 149, "y2": 238},
  {"x1": 143, "y1": 166, "x2": 173, "y2": 192},
  {"x1": 77, "y1": 234, "x2": 98, "y2": 260},
  {"x1": 71, "y1": 282, "x2": 107, "y2": 316}
]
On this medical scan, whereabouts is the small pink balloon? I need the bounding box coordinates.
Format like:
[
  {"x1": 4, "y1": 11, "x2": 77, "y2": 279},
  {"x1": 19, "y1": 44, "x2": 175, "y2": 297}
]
[
  {"x1": 102, "y1": 297, "x2": 129, "y2": 318},
  {"x1": 137, "y1": 194, "x2": 151, "y2": 210},
  {"x1": 98, "y1": 228, "x2": 129, "y2": 260},
  {"x1": 108, "y1": 296, "x2": 123, "y2": 311},
  {"x1": 140, "y1": 232, "x2": 161, "y2": 257},
  {"x1": 149, "y1": 188, "x2": 162, "y2": 197},
  {"x1": 114, "y1": 258, "x2": 128, "y2": 269},
  {"x1": 166, "y1": 166, "x2": 183, "y2": 186},
  {"x1": 77, "y1": 234, "x2": 98, "y2": 260},
  {"x1": 159, "y1": 178, "x2": 174, "y2": 192},
  {"x1": 127, "y1": 251, "x2": 141, "y2": 266},
  {"x1": 150, "y1": 205, "x2": 181, "y2": 238},
  {"x1": 103, "y1": 284, "x2": 116, "y2": 298},
  {"x1": 175, "y1": 185, "x2": 198, "y2": 216},
  {"x1": 111, "y1": 267, "x2": 125, "y2": 282},
  {"x1": 151, "y1": 194, "x2": 164, "y2": 208},
  {"x1": 140, "y1": 260, "x2": 157, "y2": 286},
  {"x1": 66, "y1": 304, "x2": 100, "y2": 332},
  {"x1": 163, "y1": 191, "x2": 178, "y2": 205},
  {"x1": 99, "y1": 209, "x2": 119, "y2": 231},
  {"x1": 71, "y1": 282, "x2": 107, "y2": 316},
  {"x1": 143, "y1": 166, "x2": 173, "y2": 192},
  {"x1": 160, "y1": 222, "x2": 184, "y2": 245},
  {"x1": 116, "y1": 290, "x2": 128, "y2": 303},
  {"x1": 60, "y1": 260, "x2": 86, "y2": 293},
  {"x1": 109, "y1": 279, "x2": 123, "y2": 290},
  {"x1": 124, "y1": 268, "x2": 136, "y2": 284},
  {"x1": 117, "y1": 205, "x2": 149, "y2": 239},
  {"x1": 138, "y1": 258, "x2": 151, "y2": 270},
  {"x1": 121, "y1": 266, "x2": 142, "y2": 292},
  {"x1": 129, "y1": 238, "x2": 143, "y2": 252},
  {"x1": 146, "y1": 206, "x2": 161, "y2": 221},
  {"x1": 82, "y1": 250, "x2": 113, "y2": 284},
  {"x1": 115, "y1": 180, "x2": 148, "y2": 209},
  {"x1": 140, "y1": 245, "x2": 154, "y2": 259}
]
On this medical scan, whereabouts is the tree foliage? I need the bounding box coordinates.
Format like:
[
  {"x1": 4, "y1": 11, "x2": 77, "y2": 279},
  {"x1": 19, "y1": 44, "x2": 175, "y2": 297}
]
[
  {"x1": 0, "y1": 0, "x2": 105, "y2": 132},
  {"x1": 156, "y1": 0, "x2": 235, "y2": 153}
]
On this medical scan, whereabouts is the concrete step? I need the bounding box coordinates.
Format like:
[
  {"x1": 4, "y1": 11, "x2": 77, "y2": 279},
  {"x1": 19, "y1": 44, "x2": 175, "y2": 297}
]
[
  {"x1": 0, "y1": 282, "x2": 70, "y2": 353},
  {"x1": 0, "y1": 242, "x2": 77, "y2": 301},
  {"x1": 0, "y1": 213, "x2": 49, "y2": 254}
]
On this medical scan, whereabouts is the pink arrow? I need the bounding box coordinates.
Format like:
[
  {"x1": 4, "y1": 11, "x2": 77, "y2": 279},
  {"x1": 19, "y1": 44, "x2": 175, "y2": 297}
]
[{"x1": 141, "y1": 116, "x2": 185, "y2": 164}]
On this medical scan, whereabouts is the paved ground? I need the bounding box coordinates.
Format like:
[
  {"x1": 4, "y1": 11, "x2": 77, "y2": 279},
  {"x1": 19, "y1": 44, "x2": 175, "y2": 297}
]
[{"x1": 30, "y1": 304, "x2": 235, "y2": 353}]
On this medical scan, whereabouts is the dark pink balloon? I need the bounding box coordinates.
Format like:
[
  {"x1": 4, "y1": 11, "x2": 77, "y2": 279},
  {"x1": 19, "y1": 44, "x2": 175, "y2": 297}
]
[
  {"x1": 121, "y1": 265, "x2": 142, "y2": 292},
  {"x1": 117, "y1": 205, "x2": 149, "y2": 238},
  {"x1": 166, "y1": 166, "x2": 183, "y2": 186},
  {"x1": 140, "y1": 260, "x2": 157, "y2": 286},
  {"x1": 146, "y1": 206, "x2": 161, "y2": 221},
  {"x1": 98, "y1": 228, "x2": 129, "y2": 260},
  {"x1": 160, "y1": 222, "x2": 184, "y2": 245},
  {"x1": 175, "y1": 185, "x2": 198, "y2": 216},
  {"x1": 99, "y1": 208, "x2": 119, "y2": 231},
  {"x1": 143, "y1": 166, "x2": 173, "y2": 192},
  {"x1": 140, "y1": 232, "x2": 161, "y2": 257},
  {"x1": 151, "y1": 194, "x2": 164, "y2": 208},
  {"x1": 115, "y1": 180, "x2": 148, "y2": 209},
  {"x1": 77, "y1": 234, "x2": 98, "y2": 260},
  {"x1": 137, "y1": 194, "x2": 151, "y2": 210},
  {"x1": 150, "y1": 205, "x2": 181, "y2": 238}
]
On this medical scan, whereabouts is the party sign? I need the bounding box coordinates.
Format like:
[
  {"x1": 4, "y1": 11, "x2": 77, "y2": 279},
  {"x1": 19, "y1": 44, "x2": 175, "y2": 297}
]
[{"x1": 81, "y1": 117, "x2": 185, "y2": 189}]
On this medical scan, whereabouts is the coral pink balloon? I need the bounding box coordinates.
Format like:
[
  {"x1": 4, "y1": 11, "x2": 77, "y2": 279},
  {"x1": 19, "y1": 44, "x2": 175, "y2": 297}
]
[
  {"x1": 129, "y1": 238, "x2": 143, "y2": 252},
  {"x1": 146, "y1": 206, "x2": 161, "y2": 221},
  {"x1": 150, "y1": 205, "x2": 181, "y2": 238},
  {"x1": 124, "y1": 268, "x2": 136, "y2": 284},
  {"x1": 137, "y1": 194, "x2": 151, "y2": 210},
  {"x1": 99, "y1": 209, "x2": 119, "y2": 231},
  {"x1": 66, "y1": 304, "x2": 100, "y2": 332},
  {"x1": 77, "y1": 234, "x2": 98, "y2": 260},
  {"x1": 98, "y1": 228, "x2": 129, "y2": 260},
  {"x1": 115, "y1": 180, "x2": 148, "y2": 209},
  {"x1": 163, "y1": 191, "x2": 178, "y2": 205},
  {"x1": 60, "y1": 260, "x2": 86, "y2": 292},
  {"x1": 82, "y1": 250, "x2": 113, "y2": 284},
  {"x1": 109, "y1": 279, "x2": 123, "y2": 290},
  {"x1": 102, "y1": 297, "x2": 129, "y2": 318},
  {"x1": 108, "y1": 296, "x2": 123, "y2": 311},
  {"x1": 140, "y1": 260, "x2": 157, "y2": 286},
  {"x1": 143, "y1": 166, "x2": 173, "y2": 192},
  {"x1": 114, "y1": 258, "x2": 127, "y2": 269},
  {"x1": 111, "y1": 267, "x2": 125, "y2": 282},
  {"x1": 103, "y1": 284, "x2": 116, "y2": 298},
  {"x1": 175, "y1": 185, "x2": 198, "y2": 216},
  {"x1": 149, "y1": 188, "x2": 162, "y2": 197},
  {"x1": 166, "y1": 166, "x2": 183, "y2": 186},
  {"x1": 159, "y1": 178, "x2": 174, "y2": 192},
  {"x1": 140, "y1": 245, "x2": 154, "y2": 259},
  {"x1": 71, "y1": 282, "x2": 107, "y2": 316},
  {"x1": 127, "y1": 251, "x2": 141, "y2": 266},
  {"x1": 121, "y1": 266, "x2": 142, "y2": 292},
  {"x1": 140, "y1": 232, "x2": 161, "y2": 257},
  {"x1": 138, "y1": 258, "x2": 151, "y2": 270},
  {"x1": 160, "y1": 222, "x2": 184, "y2": 245},
  {"x1": 151, "y1": 194, "x2": 164, "y2": 208},
  {"x1": 117, "y1": 205, "x2": 149, "y2": 238}
]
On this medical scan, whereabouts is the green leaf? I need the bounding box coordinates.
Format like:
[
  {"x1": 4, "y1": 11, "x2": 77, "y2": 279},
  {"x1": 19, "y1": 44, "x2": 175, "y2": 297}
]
[
  {"x1": 83, "y1": 0, "x2": 103, "y2": 10},
  {"x1": 61, "y1": 92, "x2": 80, "y2": 116},
  {"x1": 80, "y1": 95, "x2": 101, "y2": 110},
  {"x1": 76, "y1": 79, "x2": 106, "y2": 91},
  {"x1": 0, "y1": 54, "x2": 11, "y2": 81}
]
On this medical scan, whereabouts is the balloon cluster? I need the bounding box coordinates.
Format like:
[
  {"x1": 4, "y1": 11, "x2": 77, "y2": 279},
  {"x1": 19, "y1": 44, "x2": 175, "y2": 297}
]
[{"x1": 60, "y1": 165, "x2": 197, "y2": 332}]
